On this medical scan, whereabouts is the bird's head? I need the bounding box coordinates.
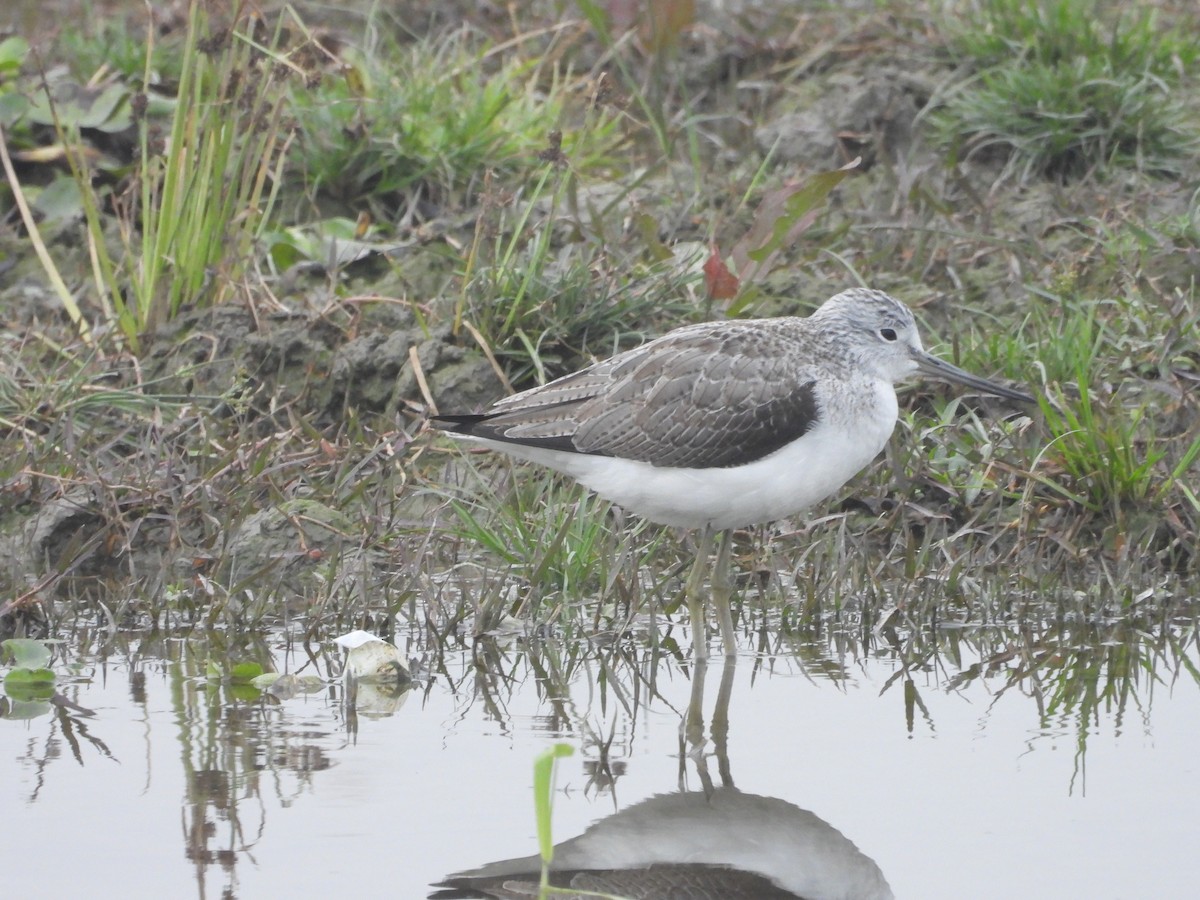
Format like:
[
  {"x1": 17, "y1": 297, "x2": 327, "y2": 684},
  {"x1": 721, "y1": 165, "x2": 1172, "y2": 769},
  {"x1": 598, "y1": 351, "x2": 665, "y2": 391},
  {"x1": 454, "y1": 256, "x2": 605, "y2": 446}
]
[{"x1": 814, "y1": 288, "x2": 1034, "y2": 402}]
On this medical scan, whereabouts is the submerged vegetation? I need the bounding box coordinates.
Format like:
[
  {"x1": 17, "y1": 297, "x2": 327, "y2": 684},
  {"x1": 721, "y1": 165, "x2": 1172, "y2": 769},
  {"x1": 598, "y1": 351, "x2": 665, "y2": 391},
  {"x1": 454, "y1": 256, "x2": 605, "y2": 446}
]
[{"x1": 0, "y1": 0, "x2": 1197, "y2": 681}]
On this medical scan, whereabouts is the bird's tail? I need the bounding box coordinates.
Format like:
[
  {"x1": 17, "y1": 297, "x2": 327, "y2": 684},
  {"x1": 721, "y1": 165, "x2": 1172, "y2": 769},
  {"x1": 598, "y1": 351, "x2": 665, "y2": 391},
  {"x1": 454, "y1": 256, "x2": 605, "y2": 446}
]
[{"x1": 429, "y1": 414, "x2": 494, "y2": 436}]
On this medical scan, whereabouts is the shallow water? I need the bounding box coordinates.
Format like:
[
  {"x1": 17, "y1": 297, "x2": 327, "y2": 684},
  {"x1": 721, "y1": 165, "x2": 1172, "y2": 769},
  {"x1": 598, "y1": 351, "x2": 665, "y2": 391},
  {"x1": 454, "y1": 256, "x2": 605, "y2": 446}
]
[{"x1": 2, "y1": 616, "x2": 1198, "y2": 899}]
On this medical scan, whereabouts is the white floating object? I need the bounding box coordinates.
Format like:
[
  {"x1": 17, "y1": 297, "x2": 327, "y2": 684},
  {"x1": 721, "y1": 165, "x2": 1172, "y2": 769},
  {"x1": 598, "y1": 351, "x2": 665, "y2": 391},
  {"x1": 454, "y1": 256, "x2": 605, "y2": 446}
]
[
  {"x1": 333, "y1": 630, "x2": 409, "y2": 682},
  {"x1": 333, "y1": 630, "x2": 385, "y2": 650}
]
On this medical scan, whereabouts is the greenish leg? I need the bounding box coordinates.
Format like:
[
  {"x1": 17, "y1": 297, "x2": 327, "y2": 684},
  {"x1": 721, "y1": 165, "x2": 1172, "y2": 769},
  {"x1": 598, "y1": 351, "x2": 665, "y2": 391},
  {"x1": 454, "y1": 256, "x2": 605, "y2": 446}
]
[
  {"x1": 685, "y1": 526, "x2": 715, "y2": 662},
  {"x1": 712, "y1": 529, "x2": 737, "y2": 658}
]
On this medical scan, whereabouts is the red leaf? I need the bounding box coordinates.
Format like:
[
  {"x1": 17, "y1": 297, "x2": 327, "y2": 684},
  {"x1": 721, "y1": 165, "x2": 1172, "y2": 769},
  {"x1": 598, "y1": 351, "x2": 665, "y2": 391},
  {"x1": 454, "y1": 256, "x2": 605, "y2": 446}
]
[
  {"x1": 643, "y1": 0, "x2": 695, "y2": 51},
  {"x1": 703, "y1": 245, "x2": 739, "y2": 301}
]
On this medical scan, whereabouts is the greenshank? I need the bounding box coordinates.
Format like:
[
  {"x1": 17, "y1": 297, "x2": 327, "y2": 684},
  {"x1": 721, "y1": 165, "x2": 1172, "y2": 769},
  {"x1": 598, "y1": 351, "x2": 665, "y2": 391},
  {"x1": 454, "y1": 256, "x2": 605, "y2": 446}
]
[{"x1": 436, "y1": 288, "x2": 1033, "y2": 658}]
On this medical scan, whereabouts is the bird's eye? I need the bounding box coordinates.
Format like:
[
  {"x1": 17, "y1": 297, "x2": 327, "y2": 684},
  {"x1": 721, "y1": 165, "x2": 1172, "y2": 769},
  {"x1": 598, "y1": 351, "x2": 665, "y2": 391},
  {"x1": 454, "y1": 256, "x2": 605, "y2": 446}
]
[{"x1": 879, "y1": 327, "x2": 898, "y2": 342}]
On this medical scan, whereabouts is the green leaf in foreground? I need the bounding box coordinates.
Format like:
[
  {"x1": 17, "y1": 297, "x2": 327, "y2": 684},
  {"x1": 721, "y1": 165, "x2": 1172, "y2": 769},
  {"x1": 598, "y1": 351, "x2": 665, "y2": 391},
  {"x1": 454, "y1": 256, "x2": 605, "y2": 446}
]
[
  {"x1": 4, "y1": 667, "x2": 56, "y2": 686},
  {"x1": 230, "y1": 662, "x2": 265, "y2": 684},
  {"x1": 4, "y1": 668, "x2": 57, "y2": 705},
  {"x1": 2, "y1": 638, "x2": 53, "y2": 670},
  {"x1": 1, "y1": 697, "x2": 53, "y2": 719},
  {"x1": 533, "y1": 743, "x2": 575, "y2": 876},
  {"x1": 0, "y1": 35, "x2": 30, "y2": 75}
]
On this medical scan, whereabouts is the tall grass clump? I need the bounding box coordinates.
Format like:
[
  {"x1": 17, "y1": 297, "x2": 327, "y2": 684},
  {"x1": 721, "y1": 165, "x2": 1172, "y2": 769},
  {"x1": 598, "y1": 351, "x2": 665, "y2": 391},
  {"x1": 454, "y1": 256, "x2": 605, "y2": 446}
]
[
  {"x1": 6, "y1": 2, "x2": 294, "y2": 351},
  {"x1": 445, "y1": 474, "x2": 621, "y2": 606},
  {"x1": 119, "y1": 6, "x2": 291, "y2": 342},
  {"x1": 934, "y1": 0, "x2": 1198, "y2": 179},
  {"x1": 1029, "y1": 293, "x2": 1199, "y2": 542},
  {"x1": 459, "y1": 245, "x2": 700, "y2": 385}
]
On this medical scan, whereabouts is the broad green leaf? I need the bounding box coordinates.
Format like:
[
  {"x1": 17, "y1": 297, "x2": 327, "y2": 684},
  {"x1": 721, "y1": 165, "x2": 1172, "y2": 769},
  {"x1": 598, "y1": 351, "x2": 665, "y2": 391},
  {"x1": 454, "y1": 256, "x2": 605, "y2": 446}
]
[
  {"x1": 2, "y1": 697, "x2": 52, "y2": 719},
  {"x1": 0, "y1": 35, "x2": 29, "y2": 73},
  {"x1": 0, "y1": 91, "x2": 30, "y2": 126},
  {"x1": 5, "y1": 667, "x2": 56, "y2": 686},
  {"x1": 230, "y1": 662, "x2": 265, "y2": 684},
  {"x1": 25, "y1": 81, "x2": 133, "y2": 132},
  {"x1": 725, "y1": 158, "x2": 861, "y2": 303},
  {"x1": 228, "y1": 684, "x2": 262, "y2": 703},
  {"x1": 2, "y1": 638, "x2": 52, "y2": 670},
  {"x1": 31, "y1": 175, "x2": 85, "y2": 224},
  {"x1": 743, "y1": 159, "x2": 860, "y2": 266}
]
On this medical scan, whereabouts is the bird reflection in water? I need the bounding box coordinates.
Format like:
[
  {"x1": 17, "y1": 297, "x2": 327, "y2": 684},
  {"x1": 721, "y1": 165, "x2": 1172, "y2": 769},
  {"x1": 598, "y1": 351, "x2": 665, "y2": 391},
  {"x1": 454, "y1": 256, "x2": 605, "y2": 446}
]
[{"x1": 430, "y1": 653, "x2": 894, "y2": 900}]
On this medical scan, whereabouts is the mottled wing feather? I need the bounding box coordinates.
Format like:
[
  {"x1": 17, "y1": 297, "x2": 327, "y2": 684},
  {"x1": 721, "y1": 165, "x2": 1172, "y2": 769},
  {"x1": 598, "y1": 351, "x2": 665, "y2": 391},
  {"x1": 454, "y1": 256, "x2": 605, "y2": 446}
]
[
  {"x1": 568, "y1": 863, "x2": 802, "y2": 899},
  {"x1": 438, "y1": 320, "x2": 824, "y2": 469},
  {"x1": 431, "y1": 863, "x2": 800, "y2": 900}
]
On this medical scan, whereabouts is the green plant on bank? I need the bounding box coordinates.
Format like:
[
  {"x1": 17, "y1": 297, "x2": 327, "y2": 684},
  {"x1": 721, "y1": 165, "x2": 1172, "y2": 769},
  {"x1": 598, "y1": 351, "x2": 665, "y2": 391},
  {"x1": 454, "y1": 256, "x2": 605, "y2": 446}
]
[
  {"x1": 955, "y1": 322, "x2": 1039, "y2": 393},
  {"x1": 11, "y1": 2, "x2": 293, "y2": 352},
  {"x1": 289, "y1": 25, "x2": 623, "y2": 212},
  {"x1": 56, "y1": 10, "x2": 188, "y2": 85},
  {"x1": 573, "y1": 0, "x2": 693, "y2": 160},
  {"x1": 905, "y1": 398, "x2": 1029, "y2": 507},
  {"x1": 1040, "y1": 377, "x2": 1159, "y2": 513},
  {"x1": 1039, "y1": 379, "x2": 1200, "y2": 521},
  {"x1": 446, "y1": 472, "x2": 626, "y2": 618},
  {"x1": 945, "y1": 0, "x2": 1194, "y2": 73},
  {"x1": 452, "y1": 118, "x2": 696, "y2": 382},
  {"x1": 0, "y1": 342, "x2": 183, "y2": 440},
  {"x1": 461, "y1": 246, "x2": 701, "y2": 385},
  {"x1": 1026, "y1": 291, "x2": 1109, "y2": 388},
  {"x1": 935, "y1": 0, "x2": 1198, "y2": 178},
  {"x1": 1024, "y1": 294, "x2": 1199, "y2": 522},
  {"x1": 119, "y1": 5, "x2": 291, "y2": 345}
]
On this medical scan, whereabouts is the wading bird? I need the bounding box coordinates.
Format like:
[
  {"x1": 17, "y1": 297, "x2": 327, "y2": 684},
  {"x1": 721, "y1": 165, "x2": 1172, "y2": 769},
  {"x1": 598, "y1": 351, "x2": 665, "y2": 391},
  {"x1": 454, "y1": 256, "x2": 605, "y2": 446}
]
[{"x1": 436, "y1": 288, "x2": 1033, "y2": 658}]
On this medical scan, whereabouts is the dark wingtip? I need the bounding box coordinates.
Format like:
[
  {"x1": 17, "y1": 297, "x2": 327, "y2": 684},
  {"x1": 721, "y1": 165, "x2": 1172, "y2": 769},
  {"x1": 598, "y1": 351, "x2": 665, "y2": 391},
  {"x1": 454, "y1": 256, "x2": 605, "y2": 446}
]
[{"x1": 430, "y1": 414, "x2": 492, "y2": 435}]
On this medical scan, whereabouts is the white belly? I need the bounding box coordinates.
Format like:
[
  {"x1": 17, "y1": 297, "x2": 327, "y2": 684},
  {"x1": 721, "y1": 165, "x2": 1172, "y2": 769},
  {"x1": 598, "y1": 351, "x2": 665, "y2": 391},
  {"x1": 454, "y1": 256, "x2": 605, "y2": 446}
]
[{"x1": 457, "y1": 382, "x2": 899, "y2": 530}]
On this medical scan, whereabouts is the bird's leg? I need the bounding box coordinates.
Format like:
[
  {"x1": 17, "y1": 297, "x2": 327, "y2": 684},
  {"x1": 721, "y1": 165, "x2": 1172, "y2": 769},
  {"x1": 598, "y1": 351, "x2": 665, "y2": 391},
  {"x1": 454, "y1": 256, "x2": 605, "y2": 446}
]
[
  {"x1": 685, "y1": 526, "x2": 715, "y2": 662},
  {"x1": 712, "y1": 529, "x2": 737, "y2": 657},
  {"x1": 682, "y1": 651, "x2": 711, "y2": 792}
]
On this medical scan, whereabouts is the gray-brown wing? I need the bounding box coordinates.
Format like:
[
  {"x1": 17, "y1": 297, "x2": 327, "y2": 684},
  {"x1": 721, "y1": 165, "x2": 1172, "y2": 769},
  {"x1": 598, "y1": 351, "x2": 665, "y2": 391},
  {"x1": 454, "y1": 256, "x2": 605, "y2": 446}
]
[
  {"x1": 431, "y1": 863, "x2": 801, "y2": 898},
  {"x1": 443, "y1": 320, "x2": 822, "y2": 469}
]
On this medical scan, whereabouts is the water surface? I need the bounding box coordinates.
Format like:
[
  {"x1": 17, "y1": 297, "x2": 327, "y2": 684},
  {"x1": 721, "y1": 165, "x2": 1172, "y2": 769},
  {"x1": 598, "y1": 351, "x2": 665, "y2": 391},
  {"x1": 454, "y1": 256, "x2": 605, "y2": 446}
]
[{"x1": 3, "y1": 615, "x2": 1197, "y2": 899}]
